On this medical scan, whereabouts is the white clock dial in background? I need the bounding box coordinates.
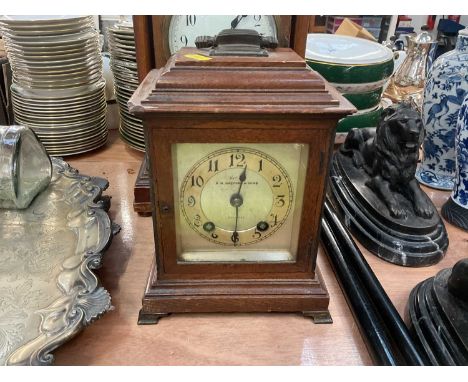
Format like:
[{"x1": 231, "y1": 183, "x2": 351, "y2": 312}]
[{"x1": 168, "y1": 15, "x2": 277, "y2": 54}]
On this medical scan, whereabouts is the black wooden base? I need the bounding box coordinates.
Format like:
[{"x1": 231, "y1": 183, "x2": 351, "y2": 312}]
[
  {"x1": 406, "y1": 267, "x2": 468, "y2": 365},
  {"x1": 441, "y1": 197, "x2": 468, "y2": 231},
  {"x1": 321, "y1": 200, "x2": 426, "y2": 365},
  {"x1": 329, "y1": 152, "x2": 448, "y2": 267}
]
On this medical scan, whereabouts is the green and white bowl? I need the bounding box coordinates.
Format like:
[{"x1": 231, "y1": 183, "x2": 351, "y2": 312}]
[
  {"x1": 341, "y1": 86, "x2": 384, "y2": 110},
  {"x1": 336, "y1": 103, "x2": 384, "y2": 133},
  {"x1": 306, "y1": 34, "x2": 394, "y2": 111}
]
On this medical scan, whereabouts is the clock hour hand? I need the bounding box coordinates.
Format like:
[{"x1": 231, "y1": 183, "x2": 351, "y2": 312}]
[
  {"x1": 231, "y1": 15, "x2": 248, "y2": 29},
  {"x1": 237, "y1": 165, "x2": 247, "y2": 194}
]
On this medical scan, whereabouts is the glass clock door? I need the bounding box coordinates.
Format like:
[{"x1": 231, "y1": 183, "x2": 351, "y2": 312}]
[{"x1": 172, "y1": 143, "x2": 309, "y2": 263}]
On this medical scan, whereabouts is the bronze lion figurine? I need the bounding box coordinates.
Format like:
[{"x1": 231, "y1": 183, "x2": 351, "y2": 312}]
[{"x1": 341, "y1": 103, "x2": 433, "y2": 219}]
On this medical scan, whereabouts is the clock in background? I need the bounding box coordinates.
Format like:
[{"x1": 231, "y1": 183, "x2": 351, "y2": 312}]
[
  {"x1": 168, "y1": 15, "x2": 278, "y2": 54},
  {"x1": 135, "y1": 15, "x2": 291, "y2": 70}
]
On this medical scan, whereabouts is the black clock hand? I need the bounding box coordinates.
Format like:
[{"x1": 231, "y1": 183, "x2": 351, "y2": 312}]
[
  {"x1": 237, "y1": 165, "x2": 247, "y2": 194},
  {"x1": 231, "y1": 206, "x2": 240, "y2": 245},
  {"x1": 231, "y1": 165, "x2": 247, "y2": 245},
  {"x1": 231, "y1": 15, "x2": 248, "y2": 29}
]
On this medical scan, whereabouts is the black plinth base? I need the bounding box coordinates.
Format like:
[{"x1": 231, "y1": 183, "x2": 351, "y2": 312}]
[
  {"x1": 329, "y1": 152, "x2": 448, "y2": 267},
  {"x1": 406, "y1": 268, "x2": 468, "y2": 365},
  {"x1": 441, "y1": 197, "x2": 468, "y2": 231}
]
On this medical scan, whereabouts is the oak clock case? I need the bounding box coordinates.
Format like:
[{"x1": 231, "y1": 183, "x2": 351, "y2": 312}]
[{"x1": 128, "y1": 38, "x2": 355, "y2": 324}]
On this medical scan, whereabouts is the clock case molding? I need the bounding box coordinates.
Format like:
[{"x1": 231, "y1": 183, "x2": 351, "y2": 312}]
[
  {"x1": 128, "y1": 47, "x2": 355, "y2": 324},
  {"x1": 132, "y1": 16, "x2": 313, "y2": 215}
]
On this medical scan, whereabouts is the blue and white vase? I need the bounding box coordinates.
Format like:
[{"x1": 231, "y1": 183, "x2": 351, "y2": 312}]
[
  {"x1": 416, "y1": 27, "x2": 468, "y2": 190},
  {"x1": 441, "y1": 93, "x2": 468, "y2": 230}
]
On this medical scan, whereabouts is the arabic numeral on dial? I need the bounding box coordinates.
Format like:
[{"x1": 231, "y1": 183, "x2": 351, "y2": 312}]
[
  {"x1": 258, "y1": 159, "x2": 263, "y2": 172},
  {"x1": 270, "y1": 213, "x2": 278, "y2": 227},
  {"x1": 231, "y1": 232, "x2": 240, "y2": 243},
  {"x1": 180, "y1": 35, "x2": 188, "y2": 46},
  {"x1": 229, "y1": 153, "x2": 245, "y2": 167},
  {"x1": 275, "y1": 195, "x2": 285, "y2": 207},
  {"x1": 208, "y1": 159, "x2": 219, "y2": 172},
  {"x1": 253, "y1": 15, "x2": 262, "y2": 27},
  {"x1": 272, "y1": 174, "x2": 282, "y2": 187},
  {"x1": 191, "y1": 175, "x2": 204, "y2": 187},
  {"x1": 186, "y1": 15, "x2": 196, "y2": 26},
  {"x1": 252, "y1": 228, "x2": 262, "y2": 239},
  {"x1": 187, "y1": 195, "x2": 196, "y2": 207},
  {"x1": 211, "y1": 232, "x2": 218, "y2": 239},
  {"x1": 193, "y1": 214, "x2": 202, "y2": 227}
]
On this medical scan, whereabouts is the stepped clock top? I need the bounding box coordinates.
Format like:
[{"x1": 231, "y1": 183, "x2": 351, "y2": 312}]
[{"x1": 129, "y1": 47, "x2": 355, "y2": 116}]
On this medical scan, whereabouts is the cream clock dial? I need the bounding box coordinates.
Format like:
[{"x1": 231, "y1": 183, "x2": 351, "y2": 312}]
[
  {"x1": 168, "y1": 15, "x2": 277, "y2": 54},
  {"x1": 173, "y1": 143, "x2": 309, "y2": 263},
  {"x1": 180, "y1": 147, "x2": 293, "y2": 246}
]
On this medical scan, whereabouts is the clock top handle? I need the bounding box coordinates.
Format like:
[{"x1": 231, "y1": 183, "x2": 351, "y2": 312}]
[{"x1": 195, "y1": 29, "x2": 278, "y2": 57}]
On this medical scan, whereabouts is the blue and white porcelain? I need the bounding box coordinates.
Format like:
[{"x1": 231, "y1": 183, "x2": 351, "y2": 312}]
[
  {"x1": 416, "y1": 27, "x2": 468, "y2": 190},
  {"x1": 441, "y1": 93, "x2": 468, "y2": 230},
  {"x1": 452, "y1": 94, "x2": 468, "y2": 208}
]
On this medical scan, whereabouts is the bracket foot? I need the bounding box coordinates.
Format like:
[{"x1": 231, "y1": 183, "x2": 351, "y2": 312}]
[
  {"x1": 138, "y1": 311, "x2": 170, "y2": 325},
  {"x1": 303, "y1": 311, "x2": 333, "y2": 324}
]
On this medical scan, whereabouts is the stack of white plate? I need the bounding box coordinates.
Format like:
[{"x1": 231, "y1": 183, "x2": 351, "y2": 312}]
[
  {"x1": 107, "y1": 20, "x2": 144, "y2": 151},
  {"x1": 0, "y1": 15, "x2": 108, "y2": 156}
]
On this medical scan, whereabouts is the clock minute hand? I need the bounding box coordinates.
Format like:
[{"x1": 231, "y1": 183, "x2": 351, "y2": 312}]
[
  {"x1": 231, "y1": 206, "x2": 240, "y2": 245},
  {"x1": 230, "y1": 15, "x2": 248, "y2": 29},
  {"x1": 231, "y1": 165, "x2": 247, "y2": 246}
]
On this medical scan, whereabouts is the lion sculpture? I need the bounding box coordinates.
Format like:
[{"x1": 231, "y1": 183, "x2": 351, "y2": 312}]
[{"x1": 341, "y1": 103, "x2": 433, "y2": 219}]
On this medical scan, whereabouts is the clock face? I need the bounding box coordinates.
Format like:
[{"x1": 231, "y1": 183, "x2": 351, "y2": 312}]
[
  {"x1": 172, "y1": 143, "x2": 309, "y2": 263},
  {"x1": 168, "y1": 15, "x2": 278, "y2": 54},
  {"x1": 180, "y1": 147, "x2": 293, "y2": 246}
]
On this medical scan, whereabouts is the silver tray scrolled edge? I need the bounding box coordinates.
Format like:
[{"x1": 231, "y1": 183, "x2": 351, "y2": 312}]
[{"x1": 0, "y1": 157, "x2": 117, "y2": 365}]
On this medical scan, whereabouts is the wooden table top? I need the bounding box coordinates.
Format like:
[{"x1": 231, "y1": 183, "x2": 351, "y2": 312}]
[{"x1": 53, "y1": 130, "x2": 467, "y2": 366}]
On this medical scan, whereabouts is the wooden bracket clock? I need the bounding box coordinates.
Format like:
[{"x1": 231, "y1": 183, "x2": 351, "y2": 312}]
[
  {"x1": 129, "y1": 29, "x2": 355, "y2": 324},
  {"x1": 132, "y1": 15, "x2": 313, "y2": 214}
]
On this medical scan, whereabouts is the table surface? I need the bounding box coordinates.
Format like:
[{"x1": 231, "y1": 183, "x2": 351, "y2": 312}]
[{"x1": 52, "y1": 130, "x2": 467, "y2": 366}]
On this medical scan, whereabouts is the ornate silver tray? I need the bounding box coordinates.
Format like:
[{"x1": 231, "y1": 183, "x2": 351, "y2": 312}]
[{"x1": 0, "y1": 157, "x2": 117, "y2": 365}]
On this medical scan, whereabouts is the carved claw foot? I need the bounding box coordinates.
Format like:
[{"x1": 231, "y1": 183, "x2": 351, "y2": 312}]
[
  {"x1": 352, "y1": 152, "x2": 365, "y2": 168},
  {"x1": 388, "y1": 200, "x2": 407, "y2": 219},
  {"x1": 413, "y1": 198, "x2": 434, "y2": 219},
  {"x1": 409, "y1": 180, "x2": 435, "y2": 219}
]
